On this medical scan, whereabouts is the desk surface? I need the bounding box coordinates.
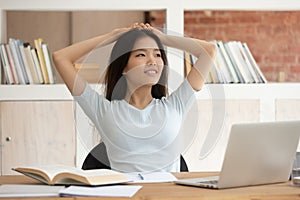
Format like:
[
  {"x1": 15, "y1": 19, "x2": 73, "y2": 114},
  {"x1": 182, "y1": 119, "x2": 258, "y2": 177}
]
[{"x1": 1, "y1": 172, "x2": 299, "y2": 200}]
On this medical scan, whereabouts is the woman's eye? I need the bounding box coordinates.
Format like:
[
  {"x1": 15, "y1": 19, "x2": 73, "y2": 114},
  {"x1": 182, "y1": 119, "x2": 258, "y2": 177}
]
[
  {"x1": 155, "y1": 54, "x2": 162, "y2": 57},
  {"x1": 136, "y1": 53, "x2": 145, "y2": 57}
]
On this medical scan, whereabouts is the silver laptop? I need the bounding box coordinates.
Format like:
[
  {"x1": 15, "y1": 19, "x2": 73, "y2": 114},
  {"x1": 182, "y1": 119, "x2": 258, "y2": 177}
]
[{"x1": 175, "y1": 120, "x2": 300, "y2": 189}]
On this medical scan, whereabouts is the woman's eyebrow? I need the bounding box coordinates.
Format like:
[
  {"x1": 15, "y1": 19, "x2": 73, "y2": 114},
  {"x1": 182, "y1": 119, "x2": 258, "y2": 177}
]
[{"x1": 133, "y1": 48, "x2": 160, "y2": 52}]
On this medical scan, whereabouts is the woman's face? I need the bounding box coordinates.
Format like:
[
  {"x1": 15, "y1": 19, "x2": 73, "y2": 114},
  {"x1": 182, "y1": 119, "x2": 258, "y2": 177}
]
[{"x1": 123, "y1": 36, "x2": 164, "y2": 89}]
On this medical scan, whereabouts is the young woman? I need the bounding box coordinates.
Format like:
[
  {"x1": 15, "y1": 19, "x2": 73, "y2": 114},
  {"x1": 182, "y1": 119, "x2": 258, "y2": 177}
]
[{"x1": 53, "y1": 23, "x2": 216, "y2": 173}]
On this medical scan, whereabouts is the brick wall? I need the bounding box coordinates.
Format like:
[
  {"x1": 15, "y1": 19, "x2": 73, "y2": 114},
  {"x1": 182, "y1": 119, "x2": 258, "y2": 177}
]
[{"x1": 150, "y1": 11, "x2": 300, "y2": 82}]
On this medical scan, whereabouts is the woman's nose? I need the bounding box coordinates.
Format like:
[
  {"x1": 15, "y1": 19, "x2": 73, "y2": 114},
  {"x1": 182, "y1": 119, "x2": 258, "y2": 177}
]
[{"x1": 147, "y1": 56, "x2": 156, "y2": 66}]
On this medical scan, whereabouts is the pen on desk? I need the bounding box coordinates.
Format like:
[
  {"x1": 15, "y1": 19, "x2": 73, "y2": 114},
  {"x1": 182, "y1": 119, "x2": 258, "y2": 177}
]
[{"x1": 138, "y1": 173, "x2": 144, "y2": 180}]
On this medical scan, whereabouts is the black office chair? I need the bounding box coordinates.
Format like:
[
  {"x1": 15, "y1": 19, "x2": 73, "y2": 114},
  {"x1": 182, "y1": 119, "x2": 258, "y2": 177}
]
[
  {"x1": 82, "y1": 142, "x2": 189, "y2": 172},
  {"x1": 82, "y1": 142, "x2": 111, "y2": 170}
]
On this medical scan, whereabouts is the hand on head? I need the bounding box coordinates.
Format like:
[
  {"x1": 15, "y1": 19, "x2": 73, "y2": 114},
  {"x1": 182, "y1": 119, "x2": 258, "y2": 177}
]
[
  {"x1": 130, "y1": 22, "x2": 164, "y2": 39},
  {"x1": 131, "y1": 22, "x2": 152, "y2": 30}
]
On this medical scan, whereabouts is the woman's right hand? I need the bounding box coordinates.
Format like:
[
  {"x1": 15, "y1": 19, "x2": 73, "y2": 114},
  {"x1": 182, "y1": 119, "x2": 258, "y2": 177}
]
[
  {"x1": 130, "y1": 23, "x2": 166, "y2": 42},
  {"x1": 100, "y1": 22, "x2": 152, "y2": 46},
  {"x1": 99, "y1": 26, "x2": 131, "y2": 47}
]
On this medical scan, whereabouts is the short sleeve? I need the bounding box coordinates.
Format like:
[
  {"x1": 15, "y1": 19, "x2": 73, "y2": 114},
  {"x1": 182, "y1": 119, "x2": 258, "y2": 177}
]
[
  {"x1": 73, "y1": 84, "x2": 110, "y2": 125},
  {"x1": 167, "y1": 79, "x2": 196, "y2": 117}
]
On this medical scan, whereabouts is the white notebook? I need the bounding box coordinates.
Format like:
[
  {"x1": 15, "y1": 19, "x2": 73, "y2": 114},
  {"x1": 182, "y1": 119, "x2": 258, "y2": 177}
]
[{"x1": 0, "y1": 184, "x2": 64, "y2": 197}]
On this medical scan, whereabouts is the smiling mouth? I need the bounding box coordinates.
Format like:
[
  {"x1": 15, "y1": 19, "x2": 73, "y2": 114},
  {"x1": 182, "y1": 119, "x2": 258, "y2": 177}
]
[{"x1": 144, "y1": 69, "x2": 158, "y2": 75}]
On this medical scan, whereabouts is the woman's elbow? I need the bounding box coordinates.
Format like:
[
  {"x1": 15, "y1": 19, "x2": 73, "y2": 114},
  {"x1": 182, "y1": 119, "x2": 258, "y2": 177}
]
[
  {"x1": 52, "y1": 51, "x2": 62, "y2": 65},
  {"x1": 196, "y1": 41, "x2": 217, "y2": 60},
  {"x1": 52, "y1": 50, "x2": 70, "y2": 71},
  {"x1": 207, "y1": 43, "x2": 217, "y2": 60}
]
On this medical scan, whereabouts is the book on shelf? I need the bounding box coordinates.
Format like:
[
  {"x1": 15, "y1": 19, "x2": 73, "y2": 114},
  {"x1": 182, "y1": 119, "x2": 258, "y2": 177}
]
[
  {"x1": 242, "y1": 42, "x2": 268, "y2": 83},
  {"x1": 8, "y1": 39, "x2": 27, "y2": 84},
  {"x1": 12, "y1": 165, "x2": 129, "y2": 186},
  {"x1": 217, "y1": 41, "x2": 240, "y2": 83},
  {"x1": 41, "y1": 43, "x2": 55, "y2": 84},
  {"x1": 18, "y1": 40, "x2": 34, "y2": 84},
  {"x1": 23, "y1": 43, "x2": 40, "y2": 84},
  {"x1": 0, "y1": 37, "x2": 56, "y2": 84},
  {"x1": 223, "y1": 42, "x2": 245, "y2": 83},
  {"x1": 236, "y1": 41, "x2": 260, "y2": 83},
  {"x1": 34, "y1": 38, "x2": 50, "y2": 84},
  {"x1": 5, "y1": 44, "x2": 19, "y2": 84},
  {"x1": 31, "y1": 48, "x2": 44, "y2": 84},
  {"x1": 227, "y1": 41, "x2": 255, "y2": 83},
  {"x1": 184, "y1": 40, "x2": 267, "y2": 84},
  {"x1": 0, "y1": 44, "x2": 14, "y2": 84}
]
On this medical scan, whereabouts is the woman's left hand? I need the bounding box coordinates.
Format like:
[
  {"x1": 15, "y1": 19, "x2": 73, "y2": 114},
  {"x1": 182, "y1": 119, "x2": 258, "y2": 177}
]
[
  {"x1": 131, "y1": 22, "x2": 152, "y2": 30},
  {"x1": 132, "y1": 23, "x2": 166, "y2": 41}
]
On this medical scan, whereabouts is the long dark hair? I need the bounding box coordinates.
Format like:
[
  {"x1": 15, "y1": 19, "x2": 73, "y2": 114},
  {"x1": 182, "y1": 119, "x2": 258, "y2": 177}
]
[{"x1": 104, "y1": 29, "x2": 168, "y2": 101}]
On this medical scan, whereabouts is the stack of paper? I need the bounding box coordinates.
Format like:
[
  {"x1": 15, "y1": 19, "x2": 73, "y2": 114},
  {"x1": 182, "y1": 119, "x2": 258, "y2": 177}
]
[{"x1": 0, "y1": 184, "x2": 64, "y2": 197}]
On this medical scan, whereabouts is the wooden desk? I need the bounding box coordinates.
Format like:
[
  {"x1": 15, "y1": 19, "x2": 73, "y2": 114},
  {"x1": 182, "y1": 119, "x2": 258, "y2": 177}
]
[{"x1": 1, "y1": 173, "x2": 300, "y2": 200}]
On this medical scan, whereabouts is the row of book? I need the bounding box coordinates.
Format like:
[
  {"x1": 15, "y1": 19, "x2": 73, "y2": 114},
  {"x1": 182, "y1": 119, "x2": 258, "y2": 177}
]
[
  {"x1": 185, "y1": 40, "x2": 267, "y2": 84},
  {"x1": 1, "y1": 38, "x2": 266, "y2": 85},
  {"x1": 0, "y1": 38, "x2": 55, "y2": 84}
]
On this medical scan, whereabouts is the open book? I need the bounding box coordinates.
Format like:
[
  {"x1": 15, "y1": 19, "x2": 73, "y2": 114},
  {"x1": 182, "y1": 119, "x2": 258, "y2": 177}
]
[{"x1": 12, "y1": 165, "x2": 129, "y2": 186}]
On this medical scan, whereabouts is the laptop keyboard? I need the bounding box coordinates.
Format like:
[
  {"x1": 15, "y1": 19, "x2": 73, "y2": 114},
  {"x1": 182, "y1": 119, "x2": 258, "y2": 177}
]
[
  {"x1": 175, "y1": 176, "x2": 219, "y2": 188},
  {"x1": 198, "y1": 180, "x2": 218, "y2": 185}
]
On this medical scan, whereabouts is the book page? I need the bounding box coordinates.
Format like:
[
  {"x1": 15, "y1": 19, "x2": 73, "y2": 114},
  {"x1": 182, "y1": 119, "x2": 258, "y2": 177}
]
[
  {"x1": 59, "y1": 185, "x2": 142, "y2": 197},
  {"x1": 14, "y1": 165, "x2": 128, "y2": 185},
  {"x1": 125, "y1": 172, "x2": 177, "y2": 183},
  {"x1": 53, "y1": 169, "x2": 127, "y2": 185},
  {"x1": 74, "y1": 168, "x2": 123, "y2": 176},
  {"x1": 14, "y1": 165, "x2": 83, "y2": 181}
]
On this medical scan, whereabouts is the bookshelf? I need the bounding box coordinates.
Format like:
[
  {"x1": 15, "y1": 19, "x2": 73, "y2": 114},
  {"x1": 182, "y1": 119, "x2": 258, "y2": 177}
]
[
  {"x1": 0, "y1": 0, "x2": 300, "y2": 172},
  {"x1": 1, "y1": 0, "x2": 300, "y2": 83}
]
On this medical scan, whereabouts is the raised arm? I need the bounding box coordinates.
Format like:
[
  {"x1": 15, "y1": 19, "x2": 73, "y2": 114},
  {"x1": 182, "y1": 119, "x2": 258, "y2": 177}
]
[
  {"x1": 147, "y1": 24, "x2": 216, "y2": 91},
  {"x1": 161, "y1": 34, "x2": 216, "y2": 91},
  {"x1": 52, "y1": 27, "x2": 131, "y2": 96}
]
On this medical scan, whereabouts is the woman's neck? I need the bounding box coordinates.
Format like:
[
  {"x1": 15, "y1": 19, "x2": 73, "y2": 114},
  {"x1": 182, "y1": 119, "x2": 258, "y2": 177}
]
[{"x1": 125, "y1": 86, "x2": 153, "y2": 110}]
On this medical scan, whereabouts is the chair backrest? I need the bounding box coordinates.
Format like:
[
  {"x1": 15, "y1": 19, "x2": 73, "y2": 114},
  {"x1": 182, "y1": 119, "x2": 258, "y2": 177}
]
[
  {"x1": 82, "y1": 142, "x2": 111, "y2": 170},
  {"x1": 180, "y1": 154, "x2": 189, "y2": 172},
  {"x1": 82, "y1": 142, "x2": 189, "y2": 172}
]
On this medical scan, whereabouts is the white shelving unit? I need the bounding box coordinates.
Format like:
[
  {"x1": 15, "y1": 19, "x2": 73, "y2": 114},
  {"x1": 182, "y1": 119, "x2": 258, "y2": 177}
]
[
  {"x1": 1, "y1": 0, "x2": 300, "y2": 41},
  {"x1": 2, "y1": 0, "x2": 300, "y2": 79},
  {"x1": 1, "y1": 82, "x2": 300, "y2": 120},
  {"x1": 1, "y1": 0, "x2": 300, "y2": 171},
  {"x1": 1, "y1": 82, "x2": 300, "y2": 171},
  {"x1": 0, "y1": 84, "x2": 72, "y2": 101}
]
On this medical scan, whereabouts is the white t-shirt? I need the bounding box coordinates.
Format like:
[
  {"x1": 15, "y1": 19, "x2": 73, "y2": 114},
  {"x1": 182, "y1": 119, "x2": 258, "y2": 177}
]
[{"x1": 74, "y1": 79, "x2": 196, "y2": 172}]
